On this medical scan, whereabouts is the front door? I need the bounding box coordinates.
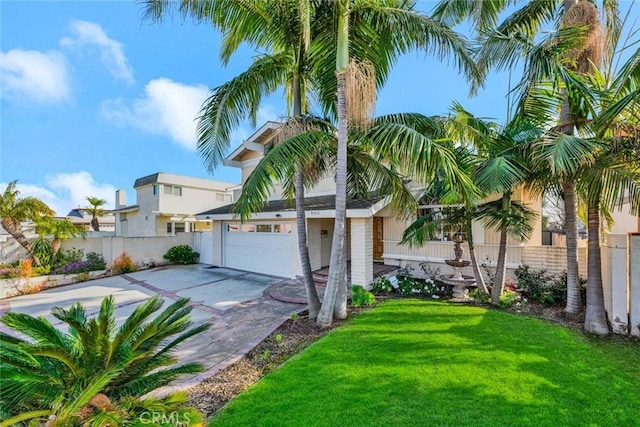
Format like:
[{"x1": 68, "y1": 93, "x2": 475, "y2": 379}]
[{"x1": 373, "y1": 217, "x2": 384, "y2": 261}]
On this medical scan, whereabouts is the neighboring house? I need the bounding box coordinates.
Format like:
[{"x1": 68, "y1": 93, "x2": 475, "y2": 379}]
[
  {"x1": 114, "y1": 172, "x2": 237, "y2": 237},
  {"x1": 65, "y1": 208, "x2": 116, "y2": 233}
]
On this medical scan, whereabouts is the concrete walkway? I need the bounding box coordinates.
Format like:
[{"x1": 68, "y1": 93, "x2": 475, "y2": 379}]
[{"x1": 0, "y1": 264, "x2": 307, "y2": 392}]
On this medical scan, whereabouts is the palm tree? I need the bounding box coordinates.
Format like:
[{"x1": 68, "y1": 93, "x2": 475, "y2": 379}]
[
  {"x1": 312, "y1": 0, "x2": 481, "y2": 327},
  {"x1": 85, "y1": 196, "x2": 108, "y2": 232},
  {"x1": 143, "y1": 0, "x2": 480, "y2": 327},
  {"x1": 443, "y1": 105, "x2": 539, "y2": 303},
  {"x1": 0, "y1": 180, "x2": 54, "y2": 266},
  {"x1": 35, "y1": 217, "x2": 85, "y2": 263},
  {"x1": 431, "y1": 0, "x2": 612, "y2": 314},
  {"x1": 0, "y1": 295, "x2": 207, "y2": 426},
  {"x1": 143, "y1": 0, "x2": 323, "y2": 319}
]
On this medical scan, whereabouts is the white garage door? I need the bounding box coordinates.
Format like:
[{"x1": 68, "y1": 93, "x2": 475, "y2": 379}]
[{"x1": 223, "y1": 222, "x2": 293, "y2": 277}]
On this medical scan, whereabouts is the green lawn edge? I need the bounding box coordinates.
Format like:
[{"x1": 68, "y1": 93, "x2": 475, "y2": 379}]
[{"x1": 210, "y1": 299, "x2": 640, "y2": 427}]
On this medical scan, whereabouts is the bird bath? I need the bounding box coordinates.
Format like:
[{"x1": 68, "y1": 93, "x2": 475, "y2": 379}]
[{"x1": 439, "y1": 235, "x2": 476, "y2": 301}]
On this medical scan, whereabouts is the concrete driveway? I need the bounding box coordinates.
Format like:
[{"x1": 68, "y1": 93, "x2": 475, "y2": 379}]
[{"x1": 0, "y1": 264, "x2": 302, "y2": 391}]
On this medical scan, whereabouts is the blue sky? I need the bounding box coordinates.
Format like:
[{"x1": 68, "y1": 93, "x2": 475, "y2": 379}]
[{"x1": 2, "y1": 1, "x2": 638, "y2": 215}]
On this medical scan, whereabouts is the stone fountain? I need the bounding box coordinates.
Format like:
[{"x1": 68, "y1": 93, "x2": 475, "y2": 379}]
[{"x1": 439, "y1": 234, "x2": 476, "y2": 301}]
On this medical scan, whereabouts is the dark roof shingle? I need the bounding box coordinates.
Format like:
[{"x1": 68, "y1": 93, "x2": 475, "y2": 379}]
[{"x1": 198, "y1": 193, "x2": 384, "y2": 216}]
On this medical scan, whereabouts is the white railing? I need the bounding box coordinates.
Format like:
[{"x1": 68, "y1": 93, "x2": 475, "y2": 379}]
[{"x1": 383, "y1": 240, "x2": 523, "y2": 266}]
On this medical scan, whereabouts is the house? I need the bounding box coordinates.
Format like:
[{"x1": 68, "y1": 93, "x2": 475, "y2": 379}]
[
  {"x1": 114, "y1": 172, "x2": 237, "y2": 237},
  {"x1": 196, "y1": 122, "x2": 551, "y2": 285},
  {"x1": 65, "y1": 208, "x2": 116, "y2": 233}
]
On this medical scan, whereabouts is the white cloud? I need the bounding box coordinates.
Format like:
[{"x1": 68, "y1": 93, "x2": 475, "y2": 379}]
[
  {"x1": 100, "y1": 77, "x2": 210, "y2": 150},
  {"x1": 1, "y1": 172, "x2": 116, "y2": 217},
  {"x1": 0, "y1": 49, "x2": 70, "y2": 103},
  {"x1": 100, "y1": 77, "x2": 283, "y2": 152},
  {"x1": 61, "y1": 20, "x2": 133, "y2": 83}
]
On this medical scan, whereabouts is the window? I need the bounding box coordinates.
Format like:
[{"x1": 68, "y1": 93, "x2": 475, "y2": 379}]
[
  {"x1": 152, "y1": 184, "x2": 158, "y2": 195},
  {"x1": 226, "y1": 223, "x2": 292, "y2": 233},
  {"x1": 166, "y1": 222, "x2": 185, "y2": 233},
  {"x1": 274, "y1": 224, "x2": 292, "y2": 233},
  {"x1": 417, "y1": 207, "x2": 464, "y2": 242},
  {"x1": 164, "y1": 185, "x2": 182, "y2": 196},
  {"x1": 216, "y1": 193, "x2": 233, "y2": 203},
  {"x1": 241, "y1": 224, "x2": 255, "y2": 232}
]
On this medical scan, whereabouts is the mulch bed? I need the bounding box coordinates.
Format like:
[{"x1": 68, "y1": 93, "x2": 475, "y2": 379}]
[
  {"x1": 187, "y1": 310, "x2": 360, "y2": 417},
  {"x1": 186, "y1": 297, "x2": 585, "y2": 419}
]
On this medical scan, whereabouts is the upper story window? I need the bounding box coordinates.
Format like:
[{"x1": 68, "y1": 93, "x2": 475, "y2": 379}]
[
  {"x1": 152, "y1": 184, "x2": 158, "y2": 195},
  {"x1": 216, "y1": 193, "x2": 232, "y2": 203},
  {"x1": 164, "y1": 185, "x2": 182, "y2": 196}
]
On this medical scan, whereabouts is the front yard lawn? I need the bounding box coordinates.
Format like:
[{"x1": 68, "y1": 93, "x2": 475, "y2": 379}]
[{"x1": 210, "y1": 300, "x2": 640, "y2": 426}]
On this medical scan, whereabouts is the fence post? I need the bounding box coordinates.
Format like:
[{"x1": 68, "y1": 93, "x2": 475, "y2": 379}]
[
  {"x1": 630, "y1": 234, "x2": 640, "y2": 337},
  {"x1": 602, "y1": 234, "x2": 629, "y2": 335}
]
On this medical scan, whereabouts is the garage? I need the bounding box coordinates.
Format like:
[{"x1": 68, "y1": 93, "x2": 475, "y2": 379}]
[{"x1": 223, "y1": 222, "x2": 293, "y2": 278}]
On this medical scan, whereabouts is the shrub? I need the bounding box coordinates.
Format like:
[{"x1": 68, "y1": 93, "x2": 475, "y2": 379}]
[
  {"x1": 55, "y1": 248, "x2": 85, "y2": 267},
  {"x1": 86, "y1": 251, "x2": 107, "y2": 271},
  {"x1": 514, "y1": 265, "x2": 555, "y2": 303},
  {"x1": 0, "y1": 296, "x2": 207, "y2": 426},
  {"x1": 32, "y1": 236, "x2": 53, "y2": 267},
  {"x1": 469, "y1": 288, "x2": 491, "y2": 303},
  {"x1": 52, "y1": 261, "x2": 93, "y2": 275},
  {"x1": 351, "y1": 285, "x2": 376, "y2": 307},
  {"x1": 371, "y1": 276, "x2": 393, "y2": 294},
  {"x1": 113, "y1": 252, "x2": 137, "y2": 273},
  {"x1": 164, "y1": 245, "x2": 199, "y2": 264},
  {"x1": 19, "y1": 259, "x2": 33, "y2": 278},
  {"x1": 499, "y1": 289, "x2": 524, "y2": 309},
  {"x1": 397, "y1": 275, "x2": 420, "y2": 296}
]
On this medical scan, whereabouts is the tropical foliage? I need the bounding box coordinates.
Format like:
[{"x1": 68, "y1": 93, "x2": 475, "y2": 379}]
[
  {"x1": 0, "y1": 181, "x2": 54, "y2": 266},
  {"x1": 0, "y1": 296, "x2": 207, "y2": 426},
  {"x1": 85, "y1": 196, "x2": 108, "y2": 232}
]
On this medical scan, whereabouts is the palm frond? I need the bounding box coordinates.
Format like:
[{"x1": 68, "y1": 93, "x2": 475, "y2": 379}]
[{"x1": 197, "y1": 53, "x2": 291, "y2": 172}]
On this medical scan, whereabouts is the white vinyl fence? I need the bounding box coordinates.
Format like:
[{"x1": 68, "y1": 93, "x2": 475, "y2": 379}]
[{"x1": 602, "y1": 233, "x2": 640, "y2": 336}]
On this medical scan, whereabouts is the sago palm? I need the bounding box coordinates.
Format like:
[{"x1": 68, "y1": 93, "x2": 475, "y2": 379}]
[
  {"x1": 0, "y1": 296, "x2": 207, "y2": 426},
  {"x1": 0, "y1": 180, "x2": 54, "y2": 267}
]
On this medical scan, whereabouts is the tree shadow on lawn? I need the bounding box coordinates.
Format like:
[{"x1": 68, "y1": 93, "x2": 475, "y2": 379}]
[{"x1": 212, "y1": 300, "x2": 639, "y2": 426}]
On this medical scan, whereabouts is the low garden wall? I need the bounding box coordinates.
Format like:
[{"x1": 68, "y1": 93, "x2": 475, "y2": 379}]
[
  {"x1": 0, "y1": 270, "x2": 109, "y2": 299},
  {"x1": 62, "y1": 234, "x2": 196, "y2": 267}
]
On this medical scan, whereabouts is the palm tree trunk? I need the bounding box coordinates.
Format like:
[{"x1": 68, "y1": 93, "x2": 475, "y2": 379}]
[
  {"x1": 91, "y1": 216, "x2": 100, "y2": 232},
  {"x1": 292, "y1": 70, "x2": 321, "y2": 320},
  {"x1": 584, "y1": 203, "x2": 610, "y2": 335},
  {"x1": 295, "y1": 170, "x2": 321, "y2": 319},
  {"x1": 51, "y1": 238, "x2": 62, "y2": 262},
  {"x1": 1, "y1": 217, "x2": 42, "y2": 267},
  {"x1": 333, "y1": 228, "x2": 348, "y2": 320},
  {"x1": 466, "y1": 217, "x2": 488, "y2": 294},
  {"x1": 563, "y1": 178, "x2": 582, "y2": 313},
  {"x1": 491, "y1": 193, "x2": 510, "y2": 304},
  {"x1": 491, "y1": 228, "x2": 508, "y2": 304},
  {"x1": 317, "y1": 1, "x2": 349, "y2": 328}
]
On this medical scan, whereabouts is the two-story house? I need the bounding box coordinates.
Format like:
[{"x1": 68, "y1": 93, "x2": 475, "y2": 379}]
[
  {"x1": 195, "y1": 121, "x2": 543, "y2": 284},
  {"x1": 196, "y1": 121, "x2": 636, "y2": 285},
  {"x1": 114, "y1": 172, "x2": 237, "y2": 237}
]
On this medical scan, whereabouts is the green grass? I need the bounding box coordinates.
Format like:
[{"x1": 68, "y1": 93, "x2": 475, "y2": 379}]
[{"x1": 210, "y1": 300, "x2": 640, "y2": 427}]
